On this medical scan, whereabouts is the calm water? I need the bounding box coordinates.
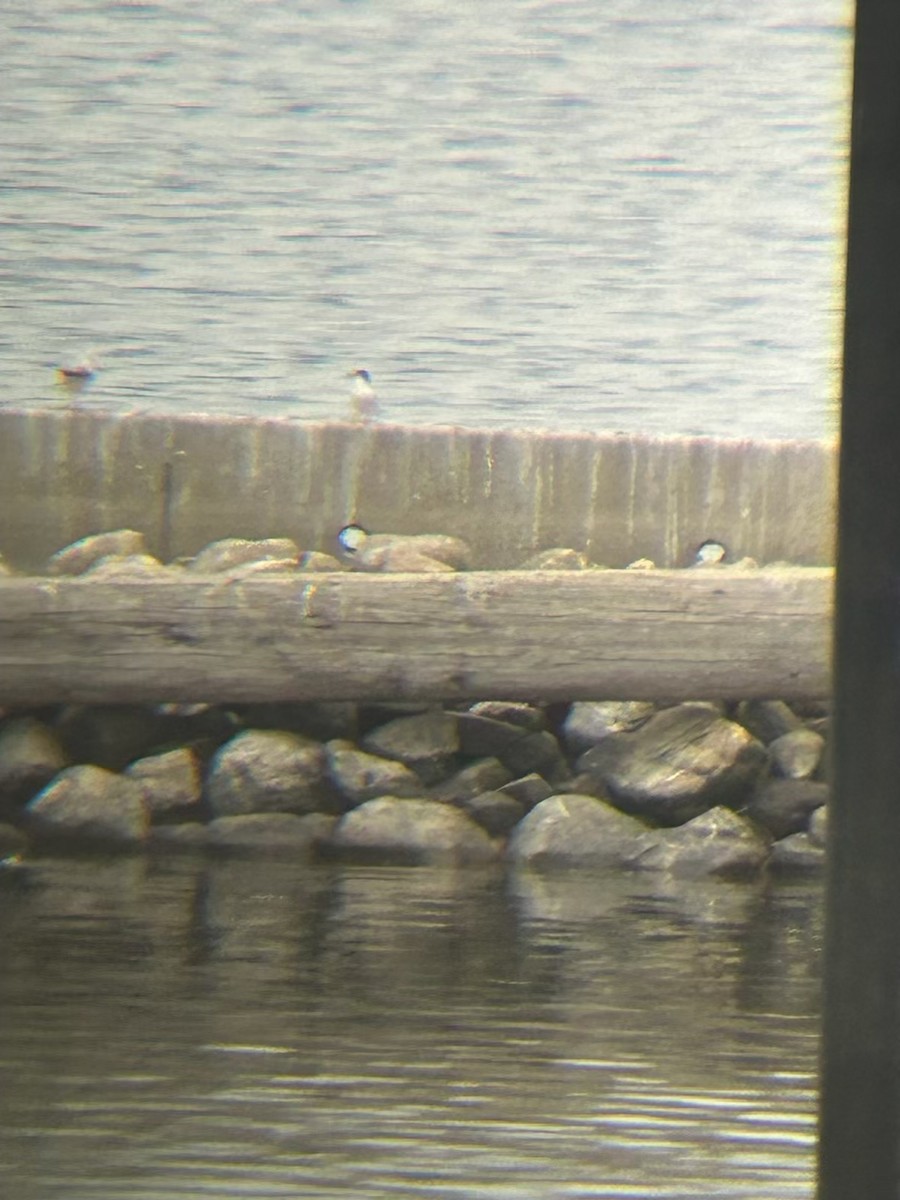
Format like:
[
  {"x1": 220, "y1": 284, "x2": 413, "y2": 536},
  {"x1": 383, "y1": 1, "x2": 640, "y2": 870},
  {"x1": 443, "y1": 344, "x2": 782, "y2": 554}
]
[
  {"x1": 0, "y1": 856, "x2": 822, "y2": 1199},
  {"x1": 2, "y1": 0, "x2": 850, "y2": 438}
]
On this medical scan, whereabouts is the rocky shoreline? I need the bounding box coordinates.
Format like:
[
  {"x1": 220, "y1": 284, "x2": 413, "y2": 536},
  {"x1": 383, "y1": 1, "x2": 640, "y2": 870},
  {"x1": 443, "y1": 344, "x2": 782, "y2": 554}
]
[{"x1": 0, "y1": 529, "x2": 830, "y2": 880}]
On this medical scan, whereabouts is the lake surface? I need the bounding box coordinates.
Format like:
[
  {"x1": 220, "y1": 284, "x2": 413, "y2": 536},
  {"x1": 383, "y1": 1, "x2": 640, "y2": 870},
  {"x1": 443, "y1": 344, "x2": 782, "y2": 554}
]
[
  {"x1": 3, "y1": 0, "x2": 850, "y2": 440},
  {"x1": 0, "y1": 855, "x2": 822, "y2": 1199}
]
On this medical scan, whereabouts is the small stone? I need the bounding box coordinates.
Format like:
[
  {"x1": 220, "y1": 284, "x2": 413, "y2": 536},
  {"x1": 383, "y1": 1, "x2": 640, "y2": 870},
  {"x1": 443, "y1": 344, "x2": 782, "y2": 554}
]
[
  {"x1": 362, "y1": 710, "x2": 460, "y2": 784},
  {"x1": 734, "y1": 700, "x2": 803, "y2": 744},
  {"x1": 125, "y1": 747, "x2": 202, "y2": 821},
  {"x1": 507, "y1": 794, "x2": 648, "y2": 870},
  {"x1": 45, "y1": 530, "x2": 148, "y2": 576},
  {"x1": 467, "y1": 702, "x2": 546, "y2": 731},
  {"x1": 326, "y1": 741, "x2": 423, "y2": 805},
  {"x1": 328, "y1": 796, "x2": 498, "y2": 865},
  {"x1": 625, "y1": 558, "x2": 656, "y2": 570},
  {"x1": 741, "y1": 779, "x2": 828, "y2": 840},
  {"x1": 206, "y1": 730, "x2": 332, "y2": 817},
  {"x1": 769, "y1": 728, "x2": 826, "y2": 780},
  {"x1": 628, "y1": 807, "x2": 771, "y2": 880},
  {"x1": 26, "y1": 765, "x2": 149, "y2": 845},
  {"x1": 188, "y1": 537, "x2": 301, "y2": 573}
]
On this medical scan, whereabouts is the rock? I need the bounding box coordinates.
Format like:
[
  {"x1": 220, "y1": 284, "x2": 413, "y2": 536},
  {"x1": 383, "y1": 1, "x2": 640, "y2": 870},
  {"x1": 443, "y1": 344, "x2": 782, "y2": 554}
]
[
  {"x1": 770, "y1": 832, "x2": 826, "y2": 870},
  {"x1": 507, "y1": 794, "x2": 648, "y2": 869},
  {"x1": 85, "y1": 553, "x2": 168, "y2": 578},
  {"x1": 328, "y1": 796, "x2": 498, "y2": 865},
  {"x1": 207, "y1": 812, "x2": 336, "y2": 854},
  {"x1": 561, "y1": 701, "x2": 656, "y2": 756},
  {"x1": 125, "y1": 747, "x2": 203, "y2": 822},
  {"x1": 206, "y1": 730, "x2": 331, "y2": 817},
  {"x1": 577, "y1": 703, "x2": 767, "y2": 825},
  {"x1": 299, "y1": 551, "x2": 345, "y2": 572},
  {"x1": 496, "y1": 773, "x2": 554, "y2": 810},
  {"x1": 462, "y1": 791, "x2": 525, "y2": 837},
  {"x1": 325, "y1": 740, "x2": 423, "y2": 805},
  {"x1": 349, "y1": 533, "x2": 472, "y2": 572},
  {"x1": 362, "y1": 710, "x2": 460, "y2": 784},
  {"x1": 628, "y1": 807, "x2": 771, "y2": 880},
  {"x1": 188, "y1": 537, "x2": 301, "y2": 573},
  {"x1": 741, "y1": 779, "x2": 828, "y2": 840},
  {"x1": 0, "y1": 717, "x2": 69, "y2": 814},
  {"x1": 45, "y1": 529, "x2": 148, "y2": 576},
  {"x1": 467, "y1": 701, "x2": 546, "y2": 731},
  {"x1": 626, "y1": 558, "x2": 656, "y2": 570},
  {"x1": 497, "y1": 729, "x2": 570, "y2": 784},
  {"x1": 26, "y1": 765, "x2": 149, "y2": 845},
  {"x1": 517, "y1": 548, "x2": 593, "y2": 570},
  {"x1": 430, "y1": 758, "x2": 513, "y2": 804},
  {"x1": 808, "y1": 804, "x2": 828, "y2": 847},
  {"x1": 769, "y1": 728, "x2": 826, "y2": 780},
  {"x1": 734, "y1": 699, "x2": 803, "y2": 744},
  {"x1": 55, "y1": 705, "x2": 168, "y2": 771}
]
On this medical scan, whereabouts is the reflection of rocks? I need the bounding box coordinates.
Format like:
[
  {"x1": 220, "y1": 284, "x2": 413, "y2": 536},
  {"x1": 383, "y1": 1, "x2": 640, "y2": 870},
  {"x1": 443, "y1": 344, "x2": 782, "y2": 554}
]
[
  {"x1": 26, "y1": 765, "x2": 149, "y2": 845},
  {"x1": 577, "y1": 704, "x2": 767, "y2": 825},
  {"x1": 329, "y1": 796, "x2": 499, "y2": 865},
  {"x1": 508, "y1": 795, "x2": 648, "y2": 869},
  {"x1": 627, "y1": 807, "x2": 771, "y2": 880},
  {"x1": 207, "y1": 812, "x2": 337, "y2": 854}
]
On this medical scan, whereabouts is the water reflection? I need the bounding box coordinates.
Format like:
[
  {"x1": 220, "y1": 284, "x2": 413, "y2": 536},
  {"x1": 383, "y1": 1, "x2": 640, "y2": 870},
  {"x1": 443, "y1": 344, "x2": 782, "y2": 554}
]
[{"x1": 0, "y1": 855, "x2": 821, "y2": 1198}]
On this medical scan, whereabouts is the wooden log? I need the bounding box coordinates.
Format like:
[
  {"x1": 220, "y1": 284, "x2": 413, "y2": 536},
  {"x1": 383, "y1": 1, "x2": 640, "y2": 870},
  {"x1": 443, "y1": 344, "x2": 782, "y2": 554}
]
[{"x1": 0, "y1": 569, "x2": 832, "y2": 706}]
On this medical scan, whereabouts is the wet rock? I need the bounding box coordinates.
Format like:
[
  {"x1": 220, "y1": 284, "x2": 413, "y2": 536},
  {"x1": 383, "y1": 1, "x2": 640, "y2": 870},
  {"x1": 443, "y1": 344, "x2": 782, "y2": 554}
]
[
  {"x1": 628, "y1": 807, "x2": 770, "y2": 880},
  {"x1": 561, "y1": 701, "x2": 656, "y2": 756},
  {"x1": 188, "y1": 537, "x2": 301, "y2": 573},
  {"x1": 498, "y1": 729, "x2": 570, "y2": 784},
  {"x1": 125, "y1": 747, "x2": 203, "y2": 822},
  {"x1": 85, "y1": 553, "x2": 168, "y2": 579},
  {"x1": 769, "y1": 728, "x2": 826, "y2": 780},
  {"x1": 26, "y1": 765, "x2": 149, "y2": 845},
  {"x1": 462, "y1": 790, "x2": 525, "y2": 837},
  {"x1": 770, "y1": 832, "x2": 826, "y2": 871},
  {"x1": 431, "y1": 757, "x2": 513, "y2": 804},
  {"x1": 734, "y1": 699, "x2": 803, "y2": 744},
  {"x1": 466, "y1": 701, "x2": 546, "y2": 731},
  {"x1": 45, "y1": 529, "x2": 148, "y2": 576},
  {"x1": 517, "y1": 548, "x2": 593, "y2": 570},
  {"x1": 326, "y1": 740, "x2": 423, "y2": 806},
  {"x1": 206, "y1": 730, "x2": 331, "y2": 817},
  {"x1": 362, "y1": 710, "x2": 460, "y2": 784},
  {"x1": 577, "y1": 703, "x2": 767, "y2": 825},
  {"x1": 741, "y1": 779, "x2": 828, "y2": 840},
  {"x1": 507, "y1": 794, "x2": 649, "y2": 870},
  {"x1": 207, "y1": 812, "x2": 337, "y2": 854},
  {"x1": 328, "y1": 796, "x2": 498, "y2": 865},
  {"x1": 55, "y1": 705, "x2": 168, "y2": 771},
  {"x1": 496, "y1": 773, "x2": 554, "y2": 810},
  {"x1": 808, "y1": 804, "x2": 828, "y2": 847},
  {"x1": 0, "y1": 717, "x2": 69, "y2": 814}
]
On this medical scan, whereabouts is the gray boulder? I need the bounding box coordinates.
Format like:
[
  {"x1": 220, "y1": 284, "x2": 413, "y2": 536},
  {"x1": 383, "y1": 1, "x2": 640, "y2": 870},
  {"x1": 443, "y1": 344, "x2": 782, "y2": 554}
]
[
  {"x1": 207, "y1": 812, "x2": 336, "y2": 854},
  {"x1": 206, "y1": 730, "x2": 331, "y2": 817},
  {"x1": 0, "y1": 717, "x2": 69, "y2": 813},
  {"x1": 498, "y1": 729, "x2": 570, "y2": 784},
  {"x1": 769, "y1": 728, "x2": 826, "y2": 780},
  {"x1": 628, "y1": 806, "x2": 771, "y2": 879},
  {"x1": 496, "y1": 773, "x2": 554, "y2": 810},
  {"x1": 741, "y1": 779, "x2": 828, "y2": 840},
  {"x1": 328, "y1": 796, "x2": 498, "y2": 865},
  {"x1": 326, "y1": 740, "x2": 423, "y2": 806},
  {"x1": 430, "y1": 757, "x2": 513, "y2": 804},
  {"x1": 362, "y1": 710, "x2": 460, "y2": 784},
  {"x1": 561, "y1": 700, "x2": 655, "y2": 756},
  {"x1": 577, "y1": 703, "x2": 767, "y2": 825},
  {"x1": 734, "y1": 699, "x2": 803, "y2": 744},
  {"x1": 460, "y1": 791, "x2": 526, "y2": 837},
  {"x1": 26, "y1": 765, "x2": 149, "y2": 845},
  {"x1": 125, "y1": 747, "x2": 202, "y2": 822},
  {"x1": 507, "y1": 794, "x2": 648, "y2": 870}
]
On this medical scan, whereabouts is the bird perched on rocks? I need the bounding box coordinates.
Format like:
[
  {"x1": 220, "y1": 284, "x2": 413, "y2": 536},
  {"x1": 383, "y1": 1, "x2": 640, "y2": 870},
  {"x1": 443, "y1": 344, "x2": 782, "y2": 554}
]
[{"x1": 348, "y1": 368, "x2": 379, "y2": 422}]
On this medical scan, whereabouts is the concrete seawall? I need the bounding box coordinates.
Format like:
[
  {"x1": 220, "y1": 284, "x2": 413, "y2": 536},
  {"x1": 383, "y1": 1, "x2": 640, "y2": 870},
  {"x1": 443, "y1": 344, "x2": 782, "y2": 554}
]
[{"x1": 0, "y1": 408, "x2": 837, "y2": 570}]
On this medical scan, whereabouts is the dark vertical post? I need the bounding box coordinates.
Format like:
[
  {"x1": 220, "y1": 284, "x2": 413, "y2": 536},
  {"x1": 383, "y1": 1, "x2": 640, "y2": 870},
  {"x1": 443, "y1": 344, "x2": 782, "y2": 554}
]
[{"x1": 819, "y1": 3, "x2": 900, "y2": 1197}]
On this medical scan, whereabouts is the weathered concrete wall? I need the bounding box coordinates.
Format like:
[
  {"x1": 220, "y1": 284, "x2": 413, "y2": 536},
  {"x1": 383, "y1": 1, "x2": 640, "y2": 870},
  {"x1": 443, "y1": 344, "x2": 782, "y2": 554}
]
[{"x1": 0, "y1": 408, "x2": 837, "y2": 570}]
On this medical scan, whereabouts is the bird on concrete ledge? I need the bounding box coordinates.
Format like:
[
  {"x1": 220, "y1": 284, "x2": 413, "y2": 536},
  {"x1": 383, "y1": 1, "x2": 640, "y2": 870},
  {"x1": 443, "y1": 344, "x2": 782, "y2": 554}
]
[{"x1": 347, "y1": 367, "x2": 379, "y2": 423}]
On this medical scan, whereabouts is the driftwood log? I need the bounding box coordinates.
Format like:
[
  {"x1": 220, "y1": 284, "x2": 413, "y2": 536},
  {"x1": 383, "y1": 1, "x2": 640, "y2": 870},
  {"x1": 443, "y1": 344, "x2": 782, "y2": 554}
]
[{"x1": 0, "y1": 568, "x2": 832, "y2": 705}]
